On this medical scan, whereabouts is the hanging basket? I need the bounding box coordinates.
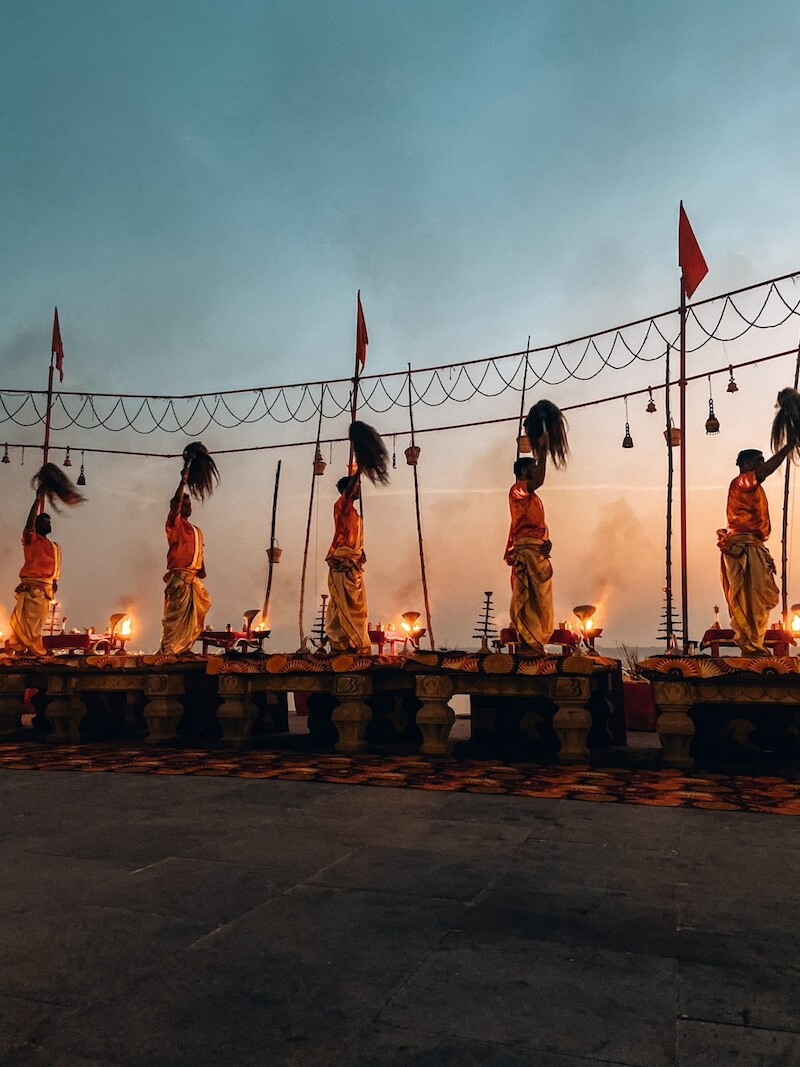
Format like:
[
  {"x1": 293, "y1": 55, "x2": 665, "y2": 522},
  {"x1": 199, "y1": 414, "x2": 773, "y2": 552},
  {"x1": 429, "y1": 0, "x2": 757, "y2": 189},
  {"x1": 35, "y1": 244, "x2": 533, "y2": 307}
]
[
  {"x1": 313, "y1": 449, "x2": 326, "y2": 476},
  {"x1": 516, "y1": 433, "x2": 532, "y2": 454},
  {"x1": 267, "y1": 540, "x2": 282, "y2": 564},
  {"x1": 664, "y1": 424, "x2": 682, "y2": 447},
  {"x1": 404, "y1": 445, "x2": 421, "y2": 466}
]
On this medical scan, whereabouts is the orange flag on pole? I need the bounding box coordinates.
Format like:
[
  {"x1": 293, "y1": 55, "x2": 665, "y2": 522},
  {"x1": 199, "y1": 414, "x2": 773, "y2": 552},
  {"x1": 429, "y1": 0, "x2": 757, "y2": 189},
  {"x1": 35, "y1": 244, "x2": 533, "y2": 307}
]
[
  {"x1": 356, "y1": 291, "x2": 368, "y2": 371},
  {"x1": 51, "y1": 307, "x2": 64, "y2": 382},
  {"x1": 678, "y1": 202, "x2": 708, "y2": 300}
]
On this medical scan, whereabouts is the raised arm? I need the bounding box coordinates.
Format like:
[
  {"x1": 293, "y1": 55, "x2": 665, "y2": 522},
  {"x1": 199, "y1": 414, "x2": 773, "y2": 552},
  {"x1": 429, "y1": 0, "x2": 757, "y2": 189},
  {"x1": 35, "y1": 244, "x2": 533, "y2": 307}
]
[
  {"x1": 169, "y1": 467, "x2": 189, "y2": 519},
  {"x1": 524, "y1": 438, "x2": 548, "y2": 492},
  {"x1": 756, "y1": 443, "x2": 793, "y2": 483},
  {"x1": 343, "y1": 471, "x2": 361, "y2": 500},
  {"x1": 24, "y1": 489, "x2": 44, "y2": 534}
]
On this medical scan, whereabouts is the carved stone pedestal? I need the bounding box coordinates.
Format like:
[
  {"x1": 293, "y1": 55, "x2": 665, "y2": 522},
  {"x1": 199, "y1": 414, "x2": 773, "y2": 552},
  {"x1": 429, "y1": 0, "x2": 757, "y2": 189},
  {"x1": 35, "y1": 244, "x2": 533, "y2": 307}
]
[
  {"x1": 332, "y1": 674, "x2": 372, "y2": 754},
  {"x1": 45, "y1": 675, "x2": 85, "y2": 741},
  {"x1": 553, "y1": 676, "x2": 592, "y2": 762},
  {"x1": 0, "y1": 673, "x2": 26, "y2": 738},
  {"x1": 652, "y1": 680, "x2": 695, "y2": 768},
  {"x1": 216, "y1": 675, "x2": 259, "y2": 743},
  {"x1": 415, "y1": 675, "x2": 456, "y2": 756},
  {"x1": 143, "y1": 673, "x2": 185, "y2": 743}
]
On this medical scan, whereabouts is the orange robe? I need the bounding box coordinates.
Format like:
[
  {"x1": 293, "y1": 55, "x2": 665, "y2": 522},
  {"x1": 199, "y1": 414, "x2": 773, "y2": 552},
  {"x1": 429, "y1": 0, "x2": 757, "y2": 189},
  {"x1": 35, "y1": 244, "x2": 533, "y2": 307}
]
[
  {"x1": 717, "y1": 471, "x2": 778, "y2": 655},
  {"x1": 160, "y1": 511, "x2": 211, "y2": 654},
  {"x1": 326, "y1": 495, "x2": 370, "y2": 653},
  {"x1": 8, "y1": 531, "x2": 62, "y2": 656},
  {"x1": 505, "y1": 482, "x2": 553, "y2": 653}
]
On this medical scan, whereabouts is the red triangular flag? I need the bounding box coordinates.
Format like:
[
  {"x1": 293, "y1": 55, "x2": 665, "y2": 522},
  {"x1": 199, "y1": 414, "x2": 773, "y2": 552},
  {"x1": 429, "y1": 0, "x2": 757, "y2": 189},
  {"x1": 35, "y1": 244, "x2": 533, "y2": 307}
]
[
  {"x1": 356, "y1": 291, "x2": 368, "y2": 371},
  {"x1": 678, "y1": 203, "x2": 708, "y2": 300},
  {"x1": 51, "y1": 307, "x2": 64, "y2": 382}
]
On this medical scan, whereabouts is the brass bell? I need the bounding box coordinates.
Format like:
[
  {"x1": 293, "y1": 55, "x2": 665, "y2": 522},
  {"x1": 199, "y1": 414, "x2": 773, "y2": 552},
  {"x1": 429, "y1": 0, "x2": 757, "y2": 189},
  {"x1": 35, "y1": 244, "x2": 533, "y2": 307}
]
[
  {"x1": 63, "y1": 446, "x2": 72, "y2": 467},
  {"x1": 622, "y1": 423, "x2": 634, "y2": 449},
  {"x1": 1, "y1": 444, "x2": 9, "y2": 465}
]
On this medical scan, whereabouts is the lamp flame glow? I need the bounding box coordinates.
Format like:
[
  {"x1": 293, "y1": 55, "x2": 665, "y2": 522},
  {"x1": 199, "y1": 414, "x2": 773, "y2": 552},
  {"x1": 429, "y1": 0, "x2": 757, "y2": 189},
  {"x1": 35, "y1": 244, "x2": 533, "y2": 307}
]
[
  {"x1": 573, "y1": 604, "x2": 597, "y2": 632},
  {"x1": 120, "y1": 617, "x2": 132, "y2": 637}
]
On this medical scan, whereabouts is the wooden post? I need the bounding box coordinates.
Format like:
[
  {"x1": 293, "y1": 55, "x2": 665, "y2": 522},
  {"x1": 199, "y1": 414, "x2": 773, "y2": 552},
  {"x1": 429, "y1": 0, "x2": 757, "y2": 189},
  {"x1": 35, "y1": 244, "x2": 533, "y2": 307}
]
[
  {"x1": 407, "y1": 364, "x2": 435, "y2": 651},
  {"x1": 262, "y1": 460, "x2": 282, "y2": 625}
]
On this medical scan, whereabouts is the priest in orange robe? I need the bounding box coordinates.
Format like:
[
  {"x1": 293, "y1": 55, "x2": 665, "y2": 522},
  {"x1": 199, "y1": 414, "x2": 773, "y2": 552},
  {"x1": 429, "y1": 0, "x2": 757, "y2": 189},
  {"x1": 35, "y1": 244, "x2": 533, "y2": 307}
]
[
  {"x1": 505, "y1": 446, "x2": 554, "y2": 654},
  {"x1": 326, "y1": 473, "x2": 370, "y2": 654},
  {"x1": 7, "y1": 489, "x2": 61, "y2": 656},
  {"x1": 160, "y1": 468, "x2": 211, "y2": 654},
  {"x1": 717, "y1": 445, "x2": 791, "y2": 655}
]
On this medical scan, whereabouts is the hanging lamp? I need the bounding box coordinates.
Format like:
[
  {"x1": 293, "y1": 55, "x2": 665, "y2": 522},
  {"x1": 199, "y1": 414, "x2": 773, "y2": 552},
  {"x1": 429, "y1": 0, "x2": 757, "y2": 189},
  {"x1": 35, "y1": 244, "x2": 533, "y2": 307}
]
[
  {"x1": 705, "y1": 376, "x2": 720, "y2": 435},
  {"x1": 621, "y1": 397, "x2": 634, "y2": 449}
]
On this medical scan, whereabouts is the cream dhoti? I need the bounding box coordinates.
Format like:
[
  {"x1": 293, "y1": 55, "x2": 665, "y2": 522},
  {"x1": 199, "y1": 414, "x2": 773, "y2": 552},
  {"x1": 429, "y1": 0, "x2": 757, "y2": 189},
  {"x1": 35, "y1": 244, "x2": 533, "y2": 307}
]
[
  {"x1": 8, "y1": 578, "x2": 57, "y2": 657},
  {"x1": 326, "y1": 547, "x2": 370, "y2": 654},
  {"x1": 160, "y1": 568, "x2": 211, "y2": 654},
  {"x1": 508, "y1": 539, "x2": 554, "y2": 653},
  {"x1": 718, "y1": 530, "x2": 779, "y2": 655}
]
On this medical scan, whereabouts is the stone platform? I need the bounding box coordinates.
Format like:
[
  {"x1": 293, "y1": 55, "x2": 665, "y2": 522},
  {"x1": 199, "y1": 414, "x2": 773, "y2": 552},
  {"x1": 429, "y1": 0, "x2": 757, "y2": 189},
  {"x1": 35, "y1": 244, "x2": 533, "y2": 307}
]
[
  {"x1": 0, "y1": 650, "x2": 623, "y2": 761},
  {"x1": 641, "y1": 655, "x2": 800, "y2": 768}
]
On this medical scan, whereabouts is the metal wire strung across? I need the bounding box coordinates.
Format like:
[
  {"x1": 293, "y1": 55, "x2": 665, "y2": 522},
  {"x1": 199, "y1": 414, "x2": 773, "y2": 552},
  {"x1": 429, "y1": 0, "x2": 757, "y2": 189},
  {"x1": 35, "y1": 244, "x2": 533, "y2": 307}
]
[{"x1": 1, "y1": 269, "x2": 798, "y2": 455}]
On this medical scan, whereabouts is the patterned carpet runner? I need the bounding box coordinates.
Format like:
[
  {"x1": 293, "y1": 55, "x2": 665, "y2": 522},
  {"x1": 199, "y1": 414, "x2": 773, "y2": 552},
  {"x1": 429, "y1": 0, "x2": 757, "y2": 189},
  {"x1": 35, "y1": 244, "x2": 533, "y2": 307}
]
[{"x1": 0, "y1": 742, "x2": 799, "y2": 816}]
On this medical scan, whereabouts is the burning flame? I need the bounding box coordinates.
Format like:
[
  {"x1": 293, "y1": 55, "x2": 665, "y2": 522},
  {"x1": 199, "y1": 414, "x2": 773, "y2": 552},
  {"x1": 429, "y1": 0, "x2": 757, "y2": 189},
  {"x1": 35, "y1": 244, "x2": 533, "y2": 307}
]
[
  {"x1": 255, "y1": 616, "x2": 269, "y2": 633},
  {"x1": 120, "y1": 617, "x2": 132, "y2": 637},
  {"x1": 791, "y1": 614, "x2": 800, "y2": 633},
  {"x1": 583, "y1": 618, "x2": 594, "y2": 632}
]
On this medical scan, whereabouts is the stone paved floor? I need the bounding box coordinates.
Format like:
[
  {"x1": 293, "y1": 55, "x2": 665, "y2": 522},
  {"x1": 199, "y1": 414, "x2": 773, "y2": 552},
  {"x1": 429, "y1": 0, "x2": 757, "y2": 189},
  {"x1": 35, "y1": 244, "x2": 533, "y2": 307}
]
[{"x1": 1, "y1": 768, "x2": 799, "y2": 1066}]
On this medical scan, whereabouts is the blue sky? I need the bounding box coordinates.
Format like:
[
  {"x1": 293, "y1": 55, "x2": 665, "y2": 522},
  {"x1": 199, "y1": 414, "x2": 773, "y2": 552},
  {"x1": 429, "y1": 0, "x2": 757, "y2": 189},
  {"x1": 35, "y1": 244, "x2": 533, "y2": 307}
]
[{"x1": 2, "y1": 1, "x2": 800, "y2": 649}]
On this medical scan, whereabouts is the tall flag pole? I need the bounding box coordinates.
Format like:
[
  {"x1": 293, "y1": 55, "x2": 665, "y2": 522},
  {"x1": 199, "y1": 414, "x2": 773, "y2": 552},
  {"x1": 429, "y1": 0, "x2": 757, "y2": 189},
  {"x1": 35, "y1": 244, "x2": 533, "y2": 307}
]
[
  {"x1": 516, "y1": 337, "x2": 531, "y2": 457},
  {"x1": 663, "y1": 345, "x2": 677, "y2": 650},
  {"x1": 677, "y1": 203, "x2": 708, "y2": 651},
  {"x1": 42, "y1": 307, "x2": 64, "y2": 468},
  {"x1": 348, "y1": 290, "x2": 369, "y2": 473},
  {"x1": 780, "y1": 342, "x2": 800, "y2": 626}
]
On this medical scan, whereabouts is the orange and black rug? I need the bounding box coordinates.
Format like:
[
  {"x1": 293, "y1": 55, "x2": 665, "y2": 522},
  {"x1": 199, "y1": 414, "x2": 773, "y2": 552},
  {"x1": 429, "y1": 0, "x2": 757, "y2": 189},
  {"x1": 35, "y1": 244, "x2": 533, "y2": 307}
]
[{"x1": 1, "y1": 742, "x2": 800, "y2": 815}]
